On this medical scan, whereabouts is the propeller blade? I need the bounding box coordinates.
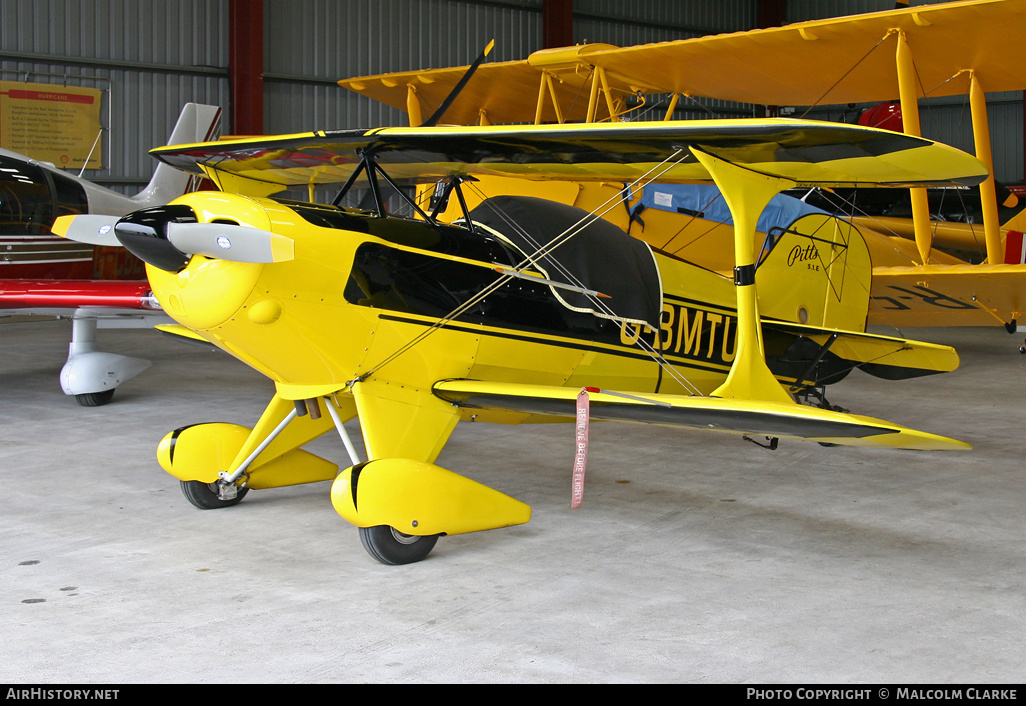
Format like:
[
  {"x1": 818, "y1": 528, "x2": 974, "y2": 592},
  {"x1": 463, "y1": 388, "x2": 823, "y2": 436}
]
[
  {"x1": 421, "y1": 39, "x2": 495, "y2": 127},
  {"x1": 51, "y1": 214, "x2": 121, "y2": 246},
  {"x1": 165, "y1": 222, "x2": 294, "y2": 264}
]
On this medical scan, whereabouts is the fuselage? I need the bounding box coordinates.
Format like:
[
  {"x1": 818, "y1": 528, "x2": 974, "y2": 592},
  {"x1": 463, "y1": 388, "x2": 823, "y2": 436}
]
[
  {"x1": 146, "y1": 191, "x2": 763, "y2": 404},
  {"x1": 0, "y1": 148, "x2": 163, "y2": 280}
]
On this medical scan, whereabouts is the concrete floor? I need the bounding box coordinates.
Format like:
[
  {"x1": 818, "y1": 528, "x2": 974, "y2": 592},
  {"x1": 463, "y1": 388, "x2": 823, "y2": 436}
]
[{"x1": 1, "y1": 319, "x2": 1024, "y2": 683}]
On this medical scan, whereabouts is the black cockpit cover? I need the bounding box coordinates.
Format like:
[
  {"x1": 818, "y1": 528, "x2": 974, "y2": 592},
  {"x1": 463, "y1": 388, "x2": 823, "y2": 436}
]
[{"x1": 468, "y1": 195, "x2": 662, "y2": 330}]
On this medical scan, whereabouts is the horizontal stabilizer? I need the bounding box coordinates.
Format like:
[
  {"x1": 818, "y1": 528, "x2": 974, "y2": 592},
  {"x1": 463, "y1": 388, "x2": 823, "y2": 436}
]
[
  {"x1": 0, "y1": 279, "x2": 154, "y2": 310},
  {"x1": 763, "y1": 319, "x2": 960, "y2": 379},
  {"x1": 433, "y1": 379, "x2": 970, "y2": 451}
]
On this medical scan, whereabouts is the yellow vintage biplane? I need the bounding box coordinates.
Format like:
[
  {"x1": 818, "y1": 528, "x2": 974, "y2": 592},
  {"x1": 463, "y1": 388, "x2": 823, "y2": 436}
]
[
  {"x1": 339, "y1": 0, "x2": 1026, "y2": 330},
  {"x1": 55, "y1": 119, "x2": 985, "y2": 564}
]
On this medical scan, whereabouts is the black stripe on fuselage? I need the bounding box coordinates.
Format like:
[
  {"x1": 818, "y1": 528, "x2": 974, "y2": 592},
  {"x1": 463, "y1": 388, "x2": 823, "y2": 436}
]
[{"x1": 376, "y1": 312, "x2": 731, "y2": 377}]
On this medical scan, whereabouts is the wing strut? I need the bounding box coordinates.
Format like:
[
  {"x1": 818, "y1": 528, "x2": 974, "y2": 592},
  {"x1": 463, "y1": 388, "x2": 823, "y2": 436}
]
[
  {"x1": 429, "y1": 176, "x2": 479, "y2": 233},
  {"x1": 691, "y1": 148, "x2": 796, "y2": 405},
  {"x1": 330, "y1": 152, "x2": 434, "y2": 223}
]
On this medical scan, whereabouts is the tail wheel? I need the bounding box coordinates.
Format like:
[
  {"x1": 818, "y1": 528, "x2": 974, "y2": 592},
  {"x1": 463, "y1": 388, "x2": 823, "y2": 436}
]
[
  {"x1": 359, "y1": 525, "x2": 439, "y2": 565},
  {"x1": 180, "y1": 480, "x2": 249, "y2": 510}
]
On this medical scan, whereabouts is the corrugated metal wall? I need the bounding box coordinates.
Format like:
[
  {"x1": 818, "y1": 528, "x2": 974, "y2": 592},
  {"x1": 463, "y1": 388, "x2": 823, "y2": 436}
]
[
  {"x1": 264, "y1": 0, "x2": 545, "y2": 134},
  {"x1": 0, "y1": 0, "x2": 230, "y2": 195},
  {"x1": 785, "y1": 0, "x2": 952, "y2": 24},
  {"x1": 573, "y1": 0, "x2": 755, "y2": 43}
]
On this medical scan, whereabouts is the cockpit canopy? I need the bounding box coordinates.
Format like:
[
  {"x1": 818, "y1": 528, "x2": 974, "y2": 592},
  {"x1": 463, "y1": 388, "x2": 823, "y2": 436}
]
[{"x1": 0, "y1": 155, "x2": 88, "y2": 236}]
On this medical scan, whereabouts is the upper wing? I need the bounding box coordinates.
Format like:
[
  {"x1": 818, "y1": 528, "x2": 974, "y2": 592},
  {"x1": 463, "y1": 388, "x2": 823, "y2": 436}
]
[
  {"x1": 150, "y1": 119, "x2": 987, "y2": 191},
  {"x1": 432, "y1": 379, "x2": 970, "y2": 451},
  {"x1": 338, "y1": 1, "x2": 1026, "y2": 122},
  {"x1": 584, "y1": 0, "x2": 1026, "y2": 107},
  {"x1": 339, "y1": 44, "x2": 634, "y2": 126}
]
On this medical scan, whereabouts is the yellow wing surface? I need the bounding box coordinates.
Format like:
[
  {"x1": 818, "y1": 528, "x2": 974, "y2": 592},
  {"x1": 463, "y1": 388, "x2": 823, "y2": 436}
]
[
  {"x1": 869, "y1": 263, "x2": 1026, "y2": 327},
  {"x1": 432, "y1": 379, "x2": 969, "y2": 451},
  {"x1": 151, "y1": 119, "x2": 986, "y2": 191},
  {"x1": 338, "y1": 1, "x2": 1026, "y2": 123},
  {"x1": 578, "y1": 0, "x2": 1026, "y2": 107},
  {"x1": 339, "y1": 43, "x2": 635, "y2": 126}
]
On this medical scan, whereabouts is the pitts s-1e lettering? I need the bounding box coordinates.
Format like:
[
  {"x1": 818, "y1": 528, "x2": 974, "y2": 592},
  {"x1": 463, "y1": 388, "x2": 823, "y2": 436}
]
[{"x1": 56, "y1": 119, "x2": 984, "y2": 564}]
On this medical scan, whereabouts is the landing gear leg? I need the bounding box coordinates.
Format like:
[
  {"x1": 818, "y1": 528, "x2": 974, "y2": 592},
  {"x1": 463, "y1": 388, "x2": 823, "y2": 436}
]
[
  {"x1": 795, "y1": 385, "x2": 849, "y2": 413},
  {"x1": 60, "y1": 313, "x2": 150, "y2": 406}
]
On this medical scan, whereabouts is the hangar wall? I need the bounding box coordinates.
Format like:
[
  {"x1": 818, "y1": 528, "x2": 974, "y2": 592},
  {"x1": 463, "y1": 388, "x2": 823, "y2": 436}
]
[
  {"x1": 263, "y1": 0, "x2": 761, "y2": 136},
  {"x1": 0, "y1": 0, "x2": 1022, "y2": 191},
  {"x1": 263, "y1": 0, "x2": 544, "y2": 134},
  {"x1": 0, "y1": 0, "x2": 230, "y2": 194}
]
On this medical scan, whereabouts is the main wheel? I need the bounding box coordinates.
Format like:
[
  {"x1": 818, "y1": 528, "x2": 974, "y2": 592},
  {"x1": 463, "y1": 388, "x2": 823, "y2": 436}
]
[
  {"x1": 359, "y1": 525, "x2": 439, "y2": 565},
  {"x1": 180, "y1": 480, "x2": 249, "y2": 510},
  {"x1": 76, "y1": 389, "x2": 115, "y2": 407}
]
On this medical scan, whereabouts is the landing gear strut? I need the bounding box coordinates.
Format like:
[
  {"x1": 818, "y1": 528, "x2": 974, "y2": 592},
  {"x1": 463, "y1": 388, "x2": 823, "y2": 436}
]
[{"x1": 794, "y1": 385, "x2": 849, "y2": 413}]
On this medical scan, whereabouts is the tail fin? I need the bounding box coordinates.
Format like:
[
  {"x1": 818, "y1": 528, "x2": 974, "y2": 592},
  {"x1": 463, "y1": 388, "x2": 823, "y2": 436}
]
[
  {"x1": 131, "y1": 103, "x2": 222, "y2": 207},
  {"x1": 755, "y1": 213, "x2": 873, "y2": 332}
]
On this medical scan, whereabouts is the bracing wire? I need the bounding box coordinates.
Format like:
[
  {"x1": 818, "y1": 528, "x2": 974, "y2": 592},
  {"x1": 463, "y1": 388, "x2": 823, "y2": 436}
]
[
  {"x1": 799, "y1": 33, "x2": 890, "y2": 119},
  {"x1": 352, "y1": 148, "x2": 708, "y2": 396}
]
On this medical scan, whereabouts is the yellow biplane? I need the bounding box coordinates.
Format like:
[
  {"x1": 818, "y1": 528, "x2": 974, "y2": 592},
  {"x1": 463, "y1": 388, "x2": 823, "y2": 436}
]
[
  {"x1": 55, "y1": 119, "x2": 984, "y2": 564},
  {"x1": 339, "y1": 0, "x2": 1026, "y2": 330}
]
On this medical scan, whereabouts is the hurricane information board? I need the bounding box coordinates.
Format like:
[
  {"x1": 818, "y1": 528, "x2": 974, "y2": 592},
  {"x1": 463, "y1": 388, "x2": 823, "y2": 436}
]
[{"x1": 0, "y1": 81, "x2": 104, "y2": 169}]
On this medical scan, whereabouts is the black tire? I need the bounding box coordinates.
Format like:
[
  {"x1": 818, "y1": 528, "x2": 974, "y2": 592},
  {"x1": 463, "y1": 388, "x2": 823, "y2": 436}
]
[
  {"x1": 180, "y1": 480, "x2": 249, "y2": 510},
  {"x1": 359, "y1": 525, "x2": 439, "y2": 565},
  {"x1": 75, "y1": 389, "x2": 115, "y2": 407}
]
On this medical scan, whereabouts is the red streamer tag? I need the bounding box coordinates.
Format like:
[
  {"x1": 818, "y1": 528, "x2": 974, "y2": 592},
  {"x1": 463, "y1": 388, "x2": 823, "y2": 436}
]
[{"x1": 572, "y1": 388, "x2": 590, "y2": 509}]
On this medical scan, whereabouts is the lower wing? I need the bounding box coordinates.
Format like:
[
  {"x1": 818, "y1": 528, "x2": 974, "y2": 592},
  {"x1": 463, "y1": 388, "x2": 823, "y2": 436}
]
[
  {"x1": 433, "y1": 379, "x2": 970, "y2": 451},
  {"x1": 0, "y1": 279, "x2": 156, "y2": 311},
  {"x1": 868, "y1": 264, "x2": 1026, "y2": 328}
]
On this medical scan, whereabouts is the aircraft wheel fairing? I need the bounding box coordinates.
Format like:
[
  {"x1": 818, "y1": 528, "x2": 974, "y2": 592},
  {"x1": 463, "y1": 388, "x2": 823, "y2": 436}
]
[
  {"x1": 180, "y1": 480, "x2": 249, "y2": 510},
  {"x1": 359, "y1": 525, "x2": 439, "y2": 565},
  {"x1": 331, "y1": 459, "x2": 531, "y2": 536}
]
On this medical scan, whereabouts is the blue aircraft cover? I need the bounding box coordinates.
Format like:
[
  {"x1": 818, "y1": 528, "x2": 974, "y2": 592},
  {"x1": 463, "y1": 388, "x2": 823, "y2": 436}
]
[{"x1": 635, "y1": 184, "x2": 829, "y2": 233}]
